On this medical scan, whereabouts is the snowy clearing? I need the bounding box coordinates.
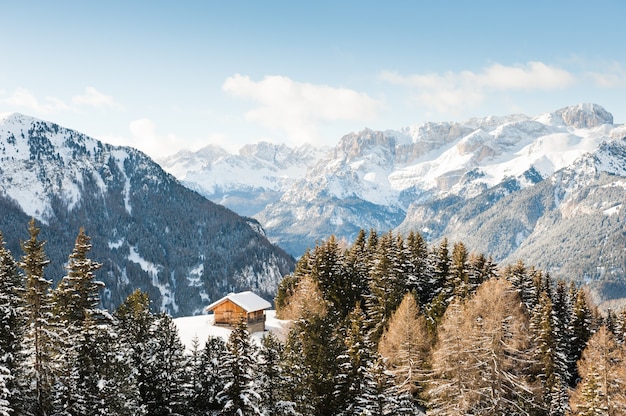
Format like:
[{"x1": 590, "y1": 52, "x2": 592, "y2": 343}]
[{"x1": 173, "y1": 310, "x2": 291, "y2": 352}]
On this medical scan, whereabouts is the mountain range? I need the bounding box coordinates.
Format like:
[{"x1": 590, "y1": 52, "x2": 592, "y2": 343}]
[
  {"x1": 0, "y1": 112, "x2": 295, "y2": 317},
  {"x1": 160, "y1": 104, "x2": 626, "y2": 304}
]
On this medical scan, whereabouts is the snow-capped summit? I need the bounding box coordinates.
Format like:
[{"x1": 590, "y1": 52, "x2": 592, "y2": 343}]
[
  {"x1": 162, "y1": 104, "x2": 624, "y2": 266},
  {"x1": 158, "y1": 141, "x2": 328, "y2": 216}
]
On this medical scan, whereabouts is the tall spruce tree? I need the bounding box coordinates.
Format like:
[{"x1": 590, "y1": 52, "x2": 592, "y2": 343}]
[
  {"x1": 0, "y1": 232, "x2": 26, "y2": 415},
  {"x1": 218, "y1": 318, "x2": 261, "y2": 415},
  {"x1": 52, "y1": 228, "x2": 104, "y2": 325},
  {"x1": 115, "y1": 289, "x2": 155, "y2": 414},
  {"x1": 334, "y1": 303, "x2": 376, "y2": 415},
  {"x1": 343, "y1": 229, "x2": 373, "y2": 313},
  {"x1": 366, "y1": 232, "x2": 409, "y2": 343},
  {"x1": 143, "y1": 313, "x2": 188, "y2": 416},
  {"x1": 258, "y1": 332, "x2": 298, "y2": 416},
  {"x1": 192, "y1": 336, "x2": 228, "y2": 413},
  {"x1": 51, "y1": 228, "x2": 119, "y2": 415},
  {"x1": 20, "y1": 218, "x2": 55, "y2": 416},
  {"x1": 423, "y1": 238, "x2": 450, "y2": 328},
  {"x1": 405, "y1": 231, "x2": 428, "y2": 299}
]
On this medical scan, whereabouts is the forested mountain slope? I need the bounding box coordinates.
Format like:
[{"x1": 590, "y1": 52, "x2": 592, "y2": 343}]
[{"x1": 0, "y1": 112, "x2": 295, "y2": 316}]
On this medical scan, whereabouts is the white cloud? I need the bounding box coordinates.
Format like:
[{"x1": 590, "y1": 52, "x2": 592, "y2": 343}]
[
  {"x1": 0, "y1": 87, "x2": 70, "y2": 114},
  {"x1": 380, "y1": 62, "x2": 576, "y2": 114},
  {"x1": 1, "y1": 86, "x2": 124, "y2": 114},
  {"x1": 222, "y1": 74, "x2": 382, "y2": 144},
  {"x1": 72, "y1": 86, "x2": 124, "y2": 110},
  {"x1": 588, "y1": 63, "x2": 626, "y2": 88}
]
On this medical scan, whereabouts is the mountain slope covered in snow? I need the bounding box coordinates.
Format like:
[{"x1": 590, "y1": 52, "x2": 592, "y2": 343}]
[
  {"x1": 162, "y1": 104, "x2": 626, "y2": 302},
  {"x1": 0, "y1": 113, "x2": 295, "y2": 316}
]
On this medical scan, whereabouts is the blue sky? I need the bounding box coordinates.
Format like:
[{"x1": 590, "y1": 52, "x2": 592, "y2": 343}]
[{"x1": 1, "y1": 1, "x2": 625, "y2": 158}]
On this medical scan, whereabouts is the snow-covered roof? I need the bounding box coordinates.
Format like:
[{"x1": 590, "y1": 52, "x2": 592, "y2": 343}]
[{"x1": 205, "y1": 291, "x2": 272, "y2": 313}]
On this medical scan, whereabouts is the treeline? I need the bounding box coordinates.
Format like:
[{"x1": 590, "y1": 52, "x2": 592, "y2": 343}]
[
  {"x1": 274, "y1": 230, "x2": 626, "y2": 415},
  {"x1": 1, "y1": 221, "x2": 625, "y2": 415},
  {"x1": 1, "y1": 219, "x2": 302, "y2": 415}
]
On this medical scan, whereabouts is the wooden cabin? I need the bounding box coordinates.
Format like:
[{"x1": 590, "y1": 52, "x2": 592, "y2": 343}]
[{"x1": 205, "y1": 291, "x2": 272, "y2": 333}]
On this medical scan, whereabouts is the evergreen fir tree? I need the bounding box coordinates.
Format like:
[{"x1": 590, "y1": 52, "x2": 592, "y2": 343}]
[
  {"x1": 282, "y1": 313, "x2": 341, "y2": 415},
  {"x1": 52, "y1": 228, "x2": 104, "y2": 325},
  {"x1": 570, "y1": 289, "x2": 594, "y2": 381},
  {"x1": 0, "y1": 231, "x2": 27, "y2": 414},
  {"x1": 334, "y1": 303, "x2": 376, "y2": 415},
  {"x1": 258, "y1": 332, "x2": 298, "y2": 416},
  {"x1": 218, "y1": 318, "x2": 261, "y2": 416},
  {"x1": 365, "y1": 232, "x2": 409, "y2": 343},
  {"x1": 551, "y1": 281, "x2": 574, "y2": 386},
  {"x1": 449, "y1": 242, "x2": 470, "y2": 299},
  {"x1": 467, "y1": 253, "x2": 496, "y2": 294},
  {"x1": 504, "y1": 260, "x2": 539, "y2": 312},
  {"x1": 310, "y1": 236, "x2": 350, "y2": 320},
  {"x1": 282, "y1": 325, "x2": 315, "y2": 415},
  {"x1": 115, "y1": 289, "x2": 156, "y2": 414},
  {"x1": 193, "y1": 336, "x2": 228, "y2": 413},
  {"x1": 343, "y1": 229, "x2": 373, "y2": 313},
  {"x1": 20, "y1": 218, "x2": 55, "y2": 416},
  {"x1": 355, "y1": 354, "x2": 421, "y2": 416},
  {"x1": 405, "y1": 231, "x2": 428, "y2": 299},
  {"x1": 422, "y1": 238, "x2": 450, "y2": 328},
  {"x1": 51, "y1": 228, "x2": 116, "y2": 416},
  {"x1": 143, "y1": 313, "x2": 188, "y2": 416}
]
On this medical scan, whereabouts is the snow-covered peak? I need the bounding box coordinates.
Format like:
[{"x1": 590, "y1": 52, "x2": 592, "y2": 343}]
[
  {"x1": 535, "y1": 103, "x2": 613, "y2": 129},
  {"x1": 0, "y1": 113, "x2": 146, "y2": 222}
]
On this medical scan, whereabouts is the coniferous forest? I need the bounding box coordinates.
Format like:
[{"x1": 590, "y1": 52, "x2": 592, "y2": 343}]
[{"x1": 1, "y1": 221, "x2": 625, "y2": 416}]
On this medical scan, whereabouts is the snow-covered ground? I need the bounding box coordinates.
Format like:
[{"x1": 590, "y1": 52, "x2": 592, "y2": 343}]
[{"x1": 173, "y1": 310, "x2": 291, "y2": 352}]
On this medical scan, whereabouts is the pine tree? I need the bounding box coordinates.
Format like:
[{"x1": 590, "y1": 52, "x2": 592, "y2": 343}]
[
  {"x1": 310, "y1": 236, "x2": 350, "y2": 320},
  {"x1": 60, "y1": 316, "x2": 141, "y2": 416},
  {"x1": 115, "y1": 289, "x2": 155, "y2": 414},
  {"x1": 467, "y1": 253, "x2": 497, "y2": 294},
  {"x1": 449, "y1": 242, "x2": 470, "y2": 299},
  {"x1": 193, "y1": 336, "x2": 228, "y2": 413},
  {"x1": 365, "y1": 232, "x2": 409, "y2": 343},
  {"x1": 504, "y1": 260, "x2": 539, "y2": 312},
  {"x1": 143, "y1": 313, "x2": 188, "y2": 416},
  {"x1": 569, "y1": 325, "x2": 626, "y2": 415},
  {"x1": 529, "y1": 283, "x2": 575, "y2": 416},
  {"x1": 334, "y1": 303, "x2": 376, "y2": 415},
  {"x1": 343, "y1": 229, "x2": 373, "y2": 313},
  {"x1": 355, "y1": 354, "x2": 421, "y2": 416},
  {"x1": 0, "y1": 232, "x2": 25, "y2": 416},
  {"x1": 52, "y1": 228, "x2": 104, "y2": 325},
  {"x1": 20, "y1": 218, "x2": 55, "y2": 416},
  {"x1": 218, "y1": 318, "x2": 261, "y2": 415},
  {"x1": 405, "y1": 231, "x2": 428, "y2": 299},
  {"x1": 282, "y1": 326, "x2": 315, "y2": 415},
  {"x1": 570, "y1": 289, "x2": 594, "y2": 384},
  {"x1": 258, "y1": 332, "x2": 298, "y2": 416},
  {"x1": 51, "y1": 228, "x2": 115, "y2": 416},
  {"x1": 422, "y1": 239, "x2": 450, "y2": 328},
  {"x1": 282, "y1": 313, "x2": 341, "y2": 415}
]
